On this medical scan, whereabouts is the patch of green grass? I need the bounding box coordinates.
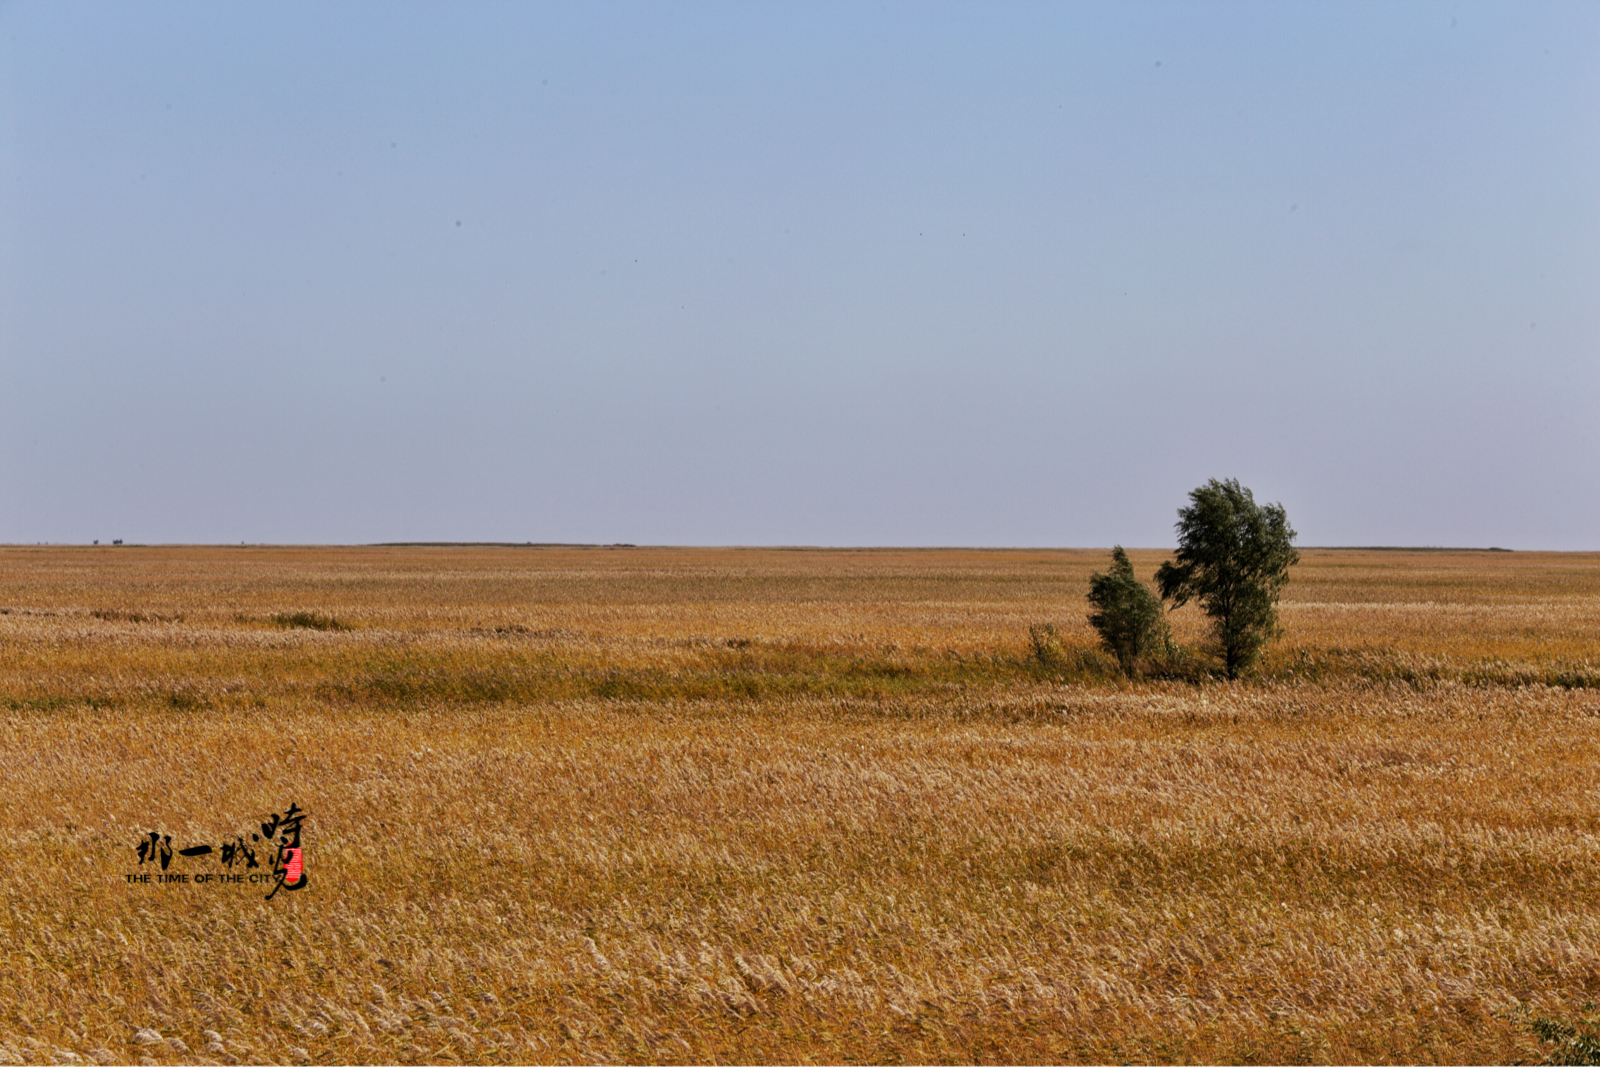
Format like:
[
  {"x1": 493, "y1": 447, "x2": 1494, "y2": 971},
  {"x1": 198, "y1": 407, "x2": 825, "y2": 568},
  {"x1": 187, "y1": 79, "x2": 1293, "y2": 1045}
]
[
  {"x1": 1261, "y1": 647, "x2": 1600, "y2": 690},
  {"x1": 90, "y1": 608, "x2": 181, "y2": 623},
  {"x1": 310, "y1": 643, "x2": 1030, "y2": 709},
  {"x1": 0, "y1": 694, "x2": 122, "y2": 712},
  {"x1": 270, "y1": 611, "x2": 351, "y2": 632}
]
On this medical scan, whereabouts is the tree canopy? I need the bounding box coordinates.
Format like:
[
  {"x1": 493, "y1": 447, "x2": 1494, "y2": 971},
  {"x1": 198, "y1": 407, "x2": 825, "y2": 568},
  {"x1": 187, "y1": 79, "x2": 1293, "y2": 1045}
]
[{"x1": 1155, "y1": 478, "x2": 1298, "y2": 679}]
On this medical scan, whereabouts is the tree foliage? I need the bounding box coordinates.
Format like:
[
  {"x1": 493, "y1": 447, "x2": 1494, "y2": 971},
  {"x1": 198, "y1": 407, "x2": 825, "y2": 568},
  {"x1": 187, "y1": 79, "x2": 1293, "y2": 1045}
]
[
  {"x1": 1156, "y1": 478, "x2": 1299, "y2": 679},
  {"x1": 1087, "y1": 546, "x2": 1168, "y2": 676}
]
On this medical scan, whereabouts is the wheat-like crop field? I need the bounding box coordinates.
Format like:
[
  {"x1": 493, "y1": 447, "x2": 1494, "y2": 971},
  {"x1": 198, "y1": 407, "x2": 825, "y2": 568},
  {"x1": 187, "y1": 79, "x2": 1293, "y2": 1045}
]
[{"x1": 2, "y1": 545, "x2": 1598, "y2": 1065}]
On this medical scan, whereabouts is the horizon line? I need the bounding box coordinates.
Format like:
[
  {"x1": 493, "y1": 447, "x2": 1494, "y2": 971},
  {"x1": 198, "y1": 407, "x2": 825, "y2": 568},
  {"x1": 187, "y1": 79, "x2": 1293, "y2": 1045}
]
[{"x1": 0, "y1": 542, "x2": 1548, "y2": 553}]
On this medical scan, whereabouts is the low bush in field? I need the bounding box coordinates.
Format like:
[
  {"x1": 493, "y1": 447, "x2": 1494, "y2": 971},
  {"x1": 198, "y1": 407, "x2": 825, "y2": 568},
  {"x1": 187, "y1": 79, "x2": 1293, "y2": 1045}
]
[{"x1": 270, "y1": 611, "x2": 350, "y2": 632}]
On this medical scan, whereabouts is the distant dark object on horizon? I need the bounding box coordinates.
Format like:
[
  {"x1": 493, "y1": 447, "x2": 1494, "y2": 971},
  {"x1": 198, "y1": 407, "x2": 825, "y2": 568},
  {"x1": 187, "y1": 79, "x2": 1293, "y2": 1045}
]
[{"x1": 1316, "y1": 546, "x2": 1512, "y2": 552}]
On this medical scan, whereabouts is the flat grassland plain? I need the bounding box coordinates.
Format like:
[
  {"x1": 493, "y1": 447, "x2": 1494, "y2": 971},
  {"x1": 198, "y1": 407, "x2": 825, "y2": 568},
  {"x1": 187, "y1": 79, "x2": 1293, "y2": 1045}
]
[{"x1": 2, "y1": 545, "x2": 1599, "y2": 1065}]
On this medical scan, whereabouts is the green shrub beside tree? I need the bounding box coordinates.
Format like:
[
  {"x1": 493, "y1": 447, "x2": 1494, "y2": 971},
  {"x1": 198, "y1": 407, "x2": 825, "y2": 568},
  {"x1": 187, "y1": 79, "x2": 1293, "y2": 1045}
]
[{"x1": 1086, "y1": 546, "x2": 1169, "y2": 676}]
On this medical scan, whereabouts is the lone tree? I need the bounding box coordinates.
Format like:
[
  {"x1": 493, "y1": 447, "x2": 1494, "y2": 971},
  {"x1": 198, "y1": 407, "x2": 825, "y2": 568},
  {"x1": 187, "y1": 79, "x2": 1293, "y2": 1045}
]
[
  {"x1": 1087, "y1": 546, "x2": 1168, "y2": 676},
  {"x1": 1156, "y1": 478, "x2": 1299, "y2": 679}
]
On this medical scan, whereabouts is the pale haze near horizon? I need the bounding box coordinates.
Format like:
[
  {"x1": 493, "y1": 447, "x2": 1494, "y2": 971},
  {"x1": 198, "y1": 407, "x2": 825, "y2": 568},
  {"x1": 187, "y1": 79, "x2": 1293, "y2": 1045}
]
[{"x1": 1, "y1": 2, "x2": 1595, "y2": 549}]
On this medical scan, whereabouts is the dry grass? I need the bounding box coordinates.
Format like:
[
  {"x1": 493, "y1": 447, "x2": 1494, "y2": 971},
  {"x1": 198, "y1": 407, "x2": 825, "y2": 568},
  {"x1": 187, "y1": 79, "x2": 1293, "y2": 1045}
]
[{"x1": 1, "y1": 545, "x2": 1598, "y2": 1064}]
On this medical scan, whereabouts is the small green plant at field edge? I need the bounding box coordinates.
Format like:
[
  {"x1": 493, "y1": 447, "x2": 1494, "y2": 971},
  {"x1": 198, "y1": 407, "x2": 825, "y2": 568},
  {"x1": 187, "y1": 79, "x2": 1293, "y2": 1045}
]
[
  {"x1": 1028, "y1": 623, "x2": 1067, "y2": 671},
  {"x1": 1528, "y1": 1002, "x2": 1600, "y2": 1065},
  {"x1": 1026, "y1": 623, "x2": 1122, "y2": 681}
]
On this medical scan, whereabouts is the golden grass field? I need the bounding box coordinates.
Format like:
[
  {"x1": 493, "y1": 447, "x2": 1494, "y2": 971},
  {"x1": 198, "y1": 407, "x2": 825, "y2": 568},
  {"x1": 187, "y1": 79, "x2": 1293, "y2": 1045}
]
[{"x1": 2, "y1": 544, "x2": 1599, "y2": 1065}]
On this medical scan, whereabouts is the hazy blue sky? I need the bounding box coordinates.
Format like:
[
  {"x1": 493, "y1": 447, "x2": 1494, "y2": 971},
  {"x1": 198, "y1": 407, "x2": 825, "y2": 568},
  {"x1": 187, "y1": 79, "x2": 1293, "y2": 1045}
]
[{"x1": 2, "y1": 2, "x2": 1595, "y2": 547}]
